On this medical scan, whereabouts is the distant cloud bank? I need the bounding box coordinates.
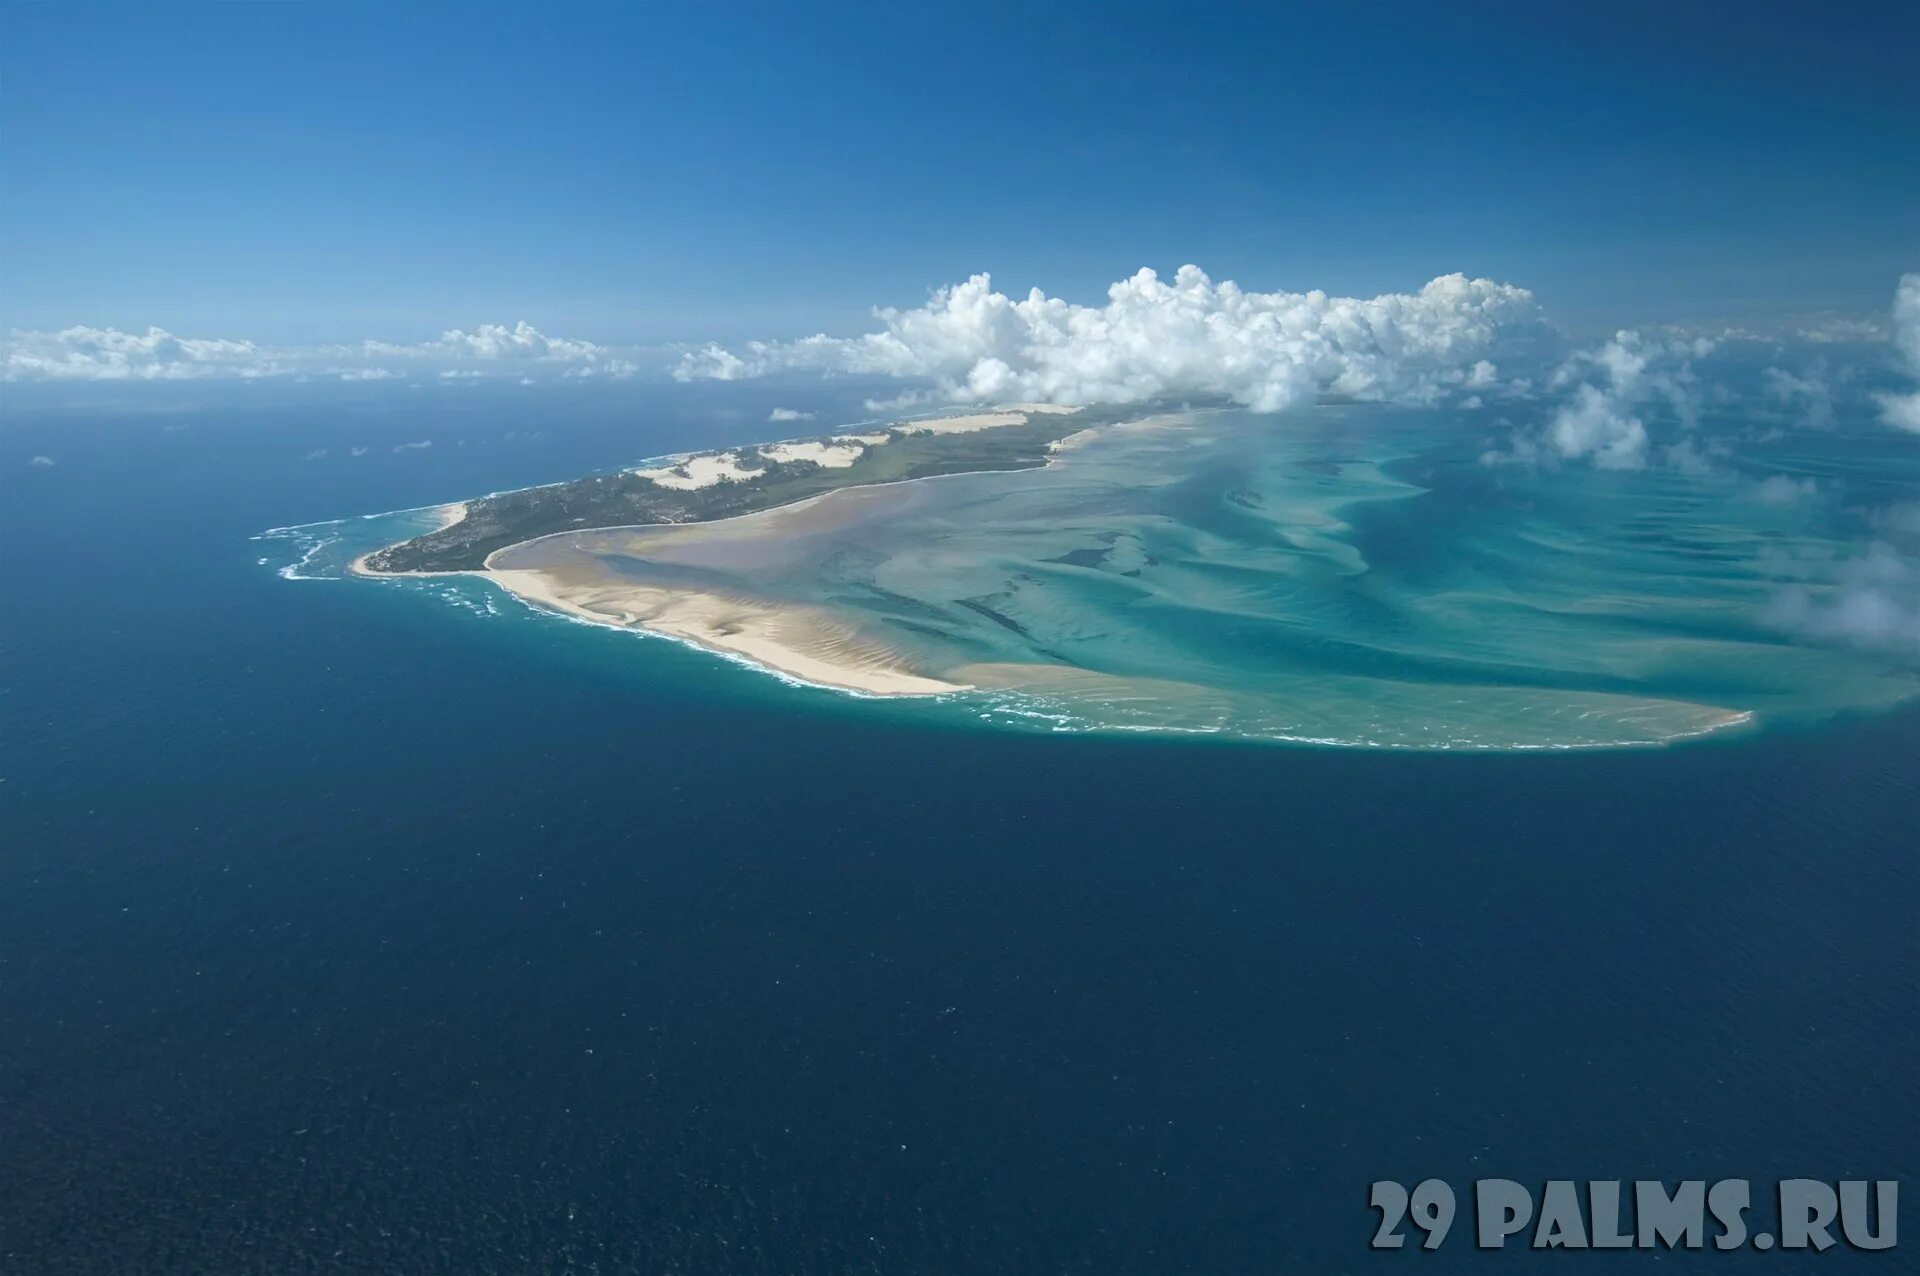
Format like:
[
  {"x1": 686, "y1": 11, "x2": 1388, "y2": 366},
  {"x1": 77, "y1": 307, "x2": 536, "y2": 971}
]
[
  {"x1": 8, "y1": 270, "x2": 1915, "y2": 453},
  {"x1": 1, "y1": 321, "x2": 635, "y2": 383},
  {"x1": 676, "y1": 267, "x2": 1542, "y2": 413}
]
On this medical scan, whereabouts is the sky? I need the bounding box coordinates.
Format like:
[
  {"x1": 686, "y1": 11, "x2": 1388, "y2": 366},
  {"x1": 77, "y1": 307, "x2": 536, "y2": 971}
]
[{"x1": 2, "y1": 0, "x2": 1916, "y2": 352}]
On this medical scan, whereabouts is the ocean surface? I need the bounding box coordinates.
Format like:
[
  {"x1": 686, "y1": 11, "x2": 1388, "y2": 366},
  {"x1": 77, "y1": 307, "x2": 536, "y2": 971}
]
[{"x1": 3, "y1": 382, "x2": 1916, "y2": 1272}]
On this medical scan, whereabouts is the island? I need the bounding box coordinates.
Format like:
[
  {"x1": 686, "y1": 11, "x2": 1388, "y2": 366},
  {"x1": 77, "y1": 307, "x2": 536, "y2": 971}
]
[
  {"x1": 313, "y1": 395, "x2": 1874, "y2": 749},
  {"x1": 362, "y1": 405, "x2": 1103, "y2": 574},
  {"x1": 351, "y1": 404, "x2": 1134, "y2": 697}
]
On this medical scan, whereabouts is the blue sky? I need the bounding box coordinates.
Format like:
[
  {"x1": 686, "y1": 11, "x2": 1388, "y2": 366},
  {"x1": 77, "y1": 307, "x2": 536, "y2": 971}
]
[{"x1": 3, "y1": 0, "x2": 1914, "y2": 348}]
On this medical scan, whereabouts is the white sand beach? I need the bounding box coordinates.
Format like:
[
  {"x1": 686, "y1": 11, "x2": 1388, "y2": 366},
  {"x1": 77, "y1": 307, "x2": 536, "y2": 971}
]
[{"x1": 485, "y1": 563, "x2": 964, "y2": 697}]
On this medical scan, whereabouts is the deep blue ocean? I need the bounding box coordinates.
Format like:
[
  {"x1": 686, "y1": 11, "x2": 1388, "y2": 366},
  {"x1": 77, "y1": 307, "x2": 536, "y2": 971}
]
[{"x1": 3, "y1": 383, "x2": 1915, "y2": 1273}]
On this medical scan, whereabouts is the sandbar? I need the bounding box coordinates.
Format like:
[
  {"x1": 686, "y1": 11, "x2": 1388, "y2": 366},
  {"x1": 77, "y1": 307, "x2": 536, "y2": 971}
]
[{"x1": 485, "y1": 560, "x2": 963, "y2": 697}]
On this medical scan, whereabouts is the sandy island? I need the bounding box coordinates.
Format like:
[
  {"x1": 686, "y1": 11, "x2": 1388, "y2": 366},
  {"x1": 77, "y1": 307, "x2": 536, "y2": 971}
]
[
  {"x1": 351, "y1": 472, "x2": 979, "y2": 696},
  {"x1": 347, "y1": 405, "x2": 1105, "y2": 695}
]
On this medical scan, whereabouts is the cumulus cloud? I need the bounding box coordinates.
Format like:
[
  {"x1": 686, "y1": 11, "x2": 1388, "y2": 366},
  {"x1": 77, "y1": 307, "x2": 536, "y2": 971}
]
[
  {"x1": 1485, "y1": 331, "x2": 1711, "y2": 470},
  {"x1": 1762, "y1": 365, "x2": 1835, "y2": 430},
  {"x1": 421, "y1": 321, "x2": 601, "y2": 362},
  {"x1": 1754, "y1": 474, "x2": 1819, "y2": 504},
  {"x1": 392, "y1": 440, "x2": 432, "y2": 452},
  {"x1": 675, "y1": 266, "x2": 1541, "y2": 412},
  {"x1": 1768, "y1": 542, "x2": 1920, "y2": 653},
  {"x1": 1800, "y1": 315, "x2": 1891, "y2": 344},
  {"x1": 768, "y1": 407, "x2": 815, "y2": 422},
  {"x1": 1870, "y1": 501, "x2": 1920, "y2": 536},
  {"x1": 29, "y1": 455, "x2": 56, "y2": 467},
  {"x1": 3, "y1": 325, "x2": 274, "y2": 381},
  {"x1": 1875, "y1": 273, "x2": 1920, "y2": 432},
  {"x1": 4, "y1": 321, "x2": 624, "y2": 383}
]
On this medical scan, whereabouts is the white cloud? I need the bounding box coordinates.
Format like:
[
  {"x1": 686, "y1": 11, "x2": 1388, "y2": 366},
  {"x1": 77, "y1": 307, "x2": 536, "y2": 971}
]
[
  {"x1": 1870, "y1": 501, "x2": 1920, "y2": 536},
  {"x1": 392, "y1": 440, "x2": 432, "y2": 452},
  {"x1": 3, "y1": 325, "x2": 274, "y2": 381},
  {"x1": 29, "y1": 455, "x2": 56, "y2": 467},
  {"x1": 1875, "y1": 273, "x2": 1920, "y2": 432},
  {"x1": 1762, "y1": 365, "x2": 1835, "y2": 430},
  {"x1": 425, "y1": 321, "x2": 601, "y2": 362},
  {"x1": 4, "y1": 320, "x2": 623, "y2": 383},
  {"x1": 1768, "y1": 542, "x2": 1920, "y2": 652},
  {"x1": 768, "y1": 407, "x2": 815, "y2": 422},
  {"x1": 1754, "y1": 474, "x2": 1819, "y2": 504},
  {"x1": 1482, "y1": 328, "x2": 1728, "y2": 468},
  {"x1": 1485, "y1": 331, "x2": 1710, "y2": 470},
  {"x1": 675, "y1": 266, "x2": 1540, "y2": 412},
  {"x1": 1799, "y1": 315, "x2": 1891, "y2": 344},
  {"x1": 300, "y1": 448, "x2": 329, "y2": 461},
  {"x1": 1546, "y1": 381, "x2": 1652, "y2": 470}
]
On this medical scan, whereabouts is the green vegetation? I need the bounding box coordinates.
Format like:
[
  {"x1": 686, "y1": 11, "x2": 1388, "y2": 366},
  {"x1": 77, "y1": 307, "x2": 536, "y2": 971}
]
[{"x1": 366, "y1": 410, "x2": 1102, "y2": 572}]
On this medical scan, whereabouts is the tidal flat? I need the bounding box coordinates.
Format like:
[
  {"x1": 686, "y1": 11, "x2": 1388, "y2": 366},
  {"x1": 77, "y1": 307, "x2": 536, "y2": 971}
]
[{"x1": 441, "y1": 405, "x2": 1920, "y2": 749}]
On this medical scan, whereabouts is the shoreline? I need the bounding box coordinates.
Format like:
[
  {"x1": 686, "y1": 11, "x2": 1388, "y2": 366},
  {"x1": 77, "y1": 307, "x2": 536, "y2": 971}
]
[
  {"x1": 338, "y1": 410, "x2": 1204, "y2": 698},
  {"x1": 485, "y1": 566, "x2": 966, "y2": 698},
  {"x1": 318, "y1": 408, "x2": 1780, "y2": 747},
  {"x1": 348, "y1": 501, "x2": 469, "y2": 578},
  {"x1": 353, "y1": 407, "x2": 1195, "y2": 577}
]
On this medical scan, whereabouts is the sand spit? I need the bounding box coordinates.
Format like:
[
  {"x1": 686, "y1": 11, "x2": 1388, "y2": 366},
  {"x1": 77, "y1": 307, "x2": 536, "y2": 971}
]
[{"x1": 485, "y1": 564, "x2": 964, "y2": 697}]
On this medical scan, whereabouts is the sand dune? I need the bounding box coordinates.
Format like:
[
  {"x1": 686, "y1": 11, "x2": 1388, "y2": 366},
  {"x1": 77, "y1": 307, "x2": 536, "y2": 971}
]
[
  {"x1": 632, "y1": 452, "x2": 768, "y2": 489},
  {"x1": 759, "y1": 440, "x2": 865, "y2": 468}
]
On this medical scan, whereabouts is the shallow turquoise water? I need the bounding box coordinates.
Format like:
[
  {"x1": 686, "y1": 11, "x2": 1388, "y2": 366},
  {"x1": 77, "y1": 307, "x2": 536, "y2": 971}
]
[
  {"x1": 421, "y1": 406, "x2": 1914, "y2": 749},
  {"x1": 261, "y1": 404, "x2": 1920, "y2": 749}
]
